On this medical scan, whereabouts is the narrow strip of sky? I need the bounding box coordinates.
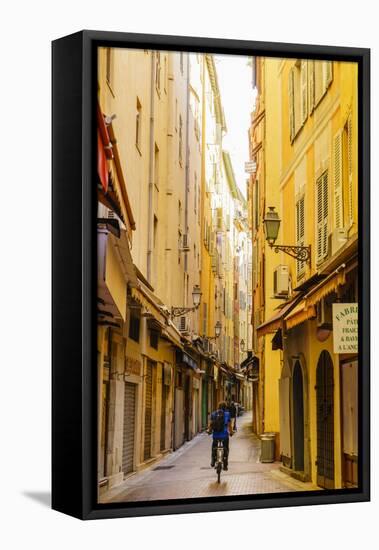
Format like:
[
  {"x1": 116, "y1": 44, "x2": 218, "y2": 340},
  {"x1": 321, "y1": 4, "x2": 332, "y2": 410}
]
[{"x1": 214, "y1": 54, "x2": 254, "y2": 198}]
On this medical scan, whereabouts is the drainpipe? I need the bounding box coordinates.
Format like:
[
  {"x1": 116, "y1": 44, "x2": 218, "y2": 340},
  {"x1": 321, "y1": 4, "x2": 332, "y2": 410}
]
[
  {"x1": 147, "y1": 52, "x2": 155, "y2": 283},
  {"x1": 184, "y1": 54, "x2": 190, "y2": 289}
]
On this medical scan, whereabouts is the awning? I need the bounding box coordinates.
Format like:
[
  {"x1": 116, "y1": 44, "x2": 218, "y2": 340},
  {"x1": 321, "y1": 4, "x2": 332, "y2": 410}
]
[
  {"x1": 176, "y1": 350, "x2": 198, "y2": 370},
  {"x1": 271, "y1": 329, "x2": 283, "y2": 350},
  {"x1": 97, "y1": 103, "x2": 113, "y2": 193},
  {"x1": 284, "y1": 265, "x2": 346, "y2": 331},
  {"x1": 305, "y1": 267, "x2": 346, "y2": 307},
  {"x1": 285, "y1": 302, "x2": 316, "y2": 330},
  {"x1": 130, "y1": 284, "x2": 167, "y2": 327},
  {"x1": 257, "y1": 295, "x2": 302, "y2": 337}
]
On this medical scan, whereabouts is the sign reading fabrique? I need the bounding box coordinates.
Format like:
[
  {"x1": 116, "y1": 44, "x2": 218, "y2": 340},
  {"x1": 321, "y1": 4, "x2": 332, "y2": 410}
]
[{"x1": 333, "y1": 303, "x2": 358, "y2": 354}]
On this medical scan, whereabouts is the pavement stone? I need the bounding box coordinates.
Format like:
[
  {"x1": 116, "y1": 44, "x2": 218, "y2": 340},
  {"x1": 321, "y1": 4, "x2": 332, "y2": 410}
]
[{"x1": 100, "y1": 412, "x2": 318, "y2": 503}]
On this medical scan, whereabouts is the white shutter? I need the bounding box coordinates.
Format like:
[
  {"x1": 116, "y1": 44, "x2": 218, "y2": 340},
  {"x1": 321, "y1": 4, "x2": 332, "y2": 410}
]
[
  {"x1": 288, "y1": 67, "x2": 295, "y2": 142},
  {"x1": 301, "y1": 61, "x2": 308, "y2": 125},
  {"x1": 333, "y1": 131, "x2": 344, "y2": 229},
  {"x1": 347, "y1": 115, "x2": 353, "y2": 224},
  {"x1": 296, "y1": 196, "x2": 305, "y2": 277},
  {"x1": 309, "y1": 60, "x2": 315, "y2": 113}
]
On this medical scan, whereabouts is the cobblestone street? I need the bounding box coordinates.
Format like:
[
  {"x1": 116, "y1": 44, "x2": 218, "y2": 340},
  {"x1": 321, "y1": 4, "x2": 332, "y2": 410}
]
[{"x1": 100, "y1": 412, "x2": 318, "y2": 503}]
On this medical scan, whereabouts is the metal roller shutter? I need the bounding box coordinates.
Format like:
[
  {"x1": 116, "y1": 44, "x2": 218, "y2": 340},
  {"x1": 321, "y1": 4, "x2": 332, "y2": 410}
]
[
  {"x1": 144, "y1": 363, "x2": 153, "y2": 461},
  {"x1": 122, "y1": 382, "x2": 136, "y2": 475}
]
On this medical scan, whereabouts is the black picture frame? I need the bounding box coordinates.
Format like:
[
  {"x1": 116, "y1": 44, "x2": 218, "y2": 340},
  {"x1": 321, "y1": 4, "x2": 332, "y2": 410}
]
[{"x1": 52, "y1": 30, "x2": 370, "y2": 520}]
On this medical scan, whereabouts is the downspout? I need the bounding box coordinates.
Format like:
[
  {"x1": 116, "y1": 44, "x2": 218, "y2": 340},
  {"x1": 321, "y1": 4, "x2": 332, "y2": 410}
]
[
  {"x1": 147, "y1": 52, "x2": 155, "y2": 282},
  {"x1": 184, "y1": 54, "x2": 190, "y2": 287}
]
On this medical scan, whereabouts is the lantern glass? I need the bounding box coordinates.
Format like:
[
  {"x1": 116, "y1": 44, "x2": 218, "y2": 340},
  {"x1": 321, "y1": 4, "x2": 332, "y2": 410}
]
[
  {"x1": 192, "y1": 285, "x2": 202, "y2": 307},
  {"x1": 240, "y1": 339, "x2": 245, "y2": 352},
  {"x1": 215, "y1": 321, "x2": 222, "y2": 338},
  {"x1": 263, "y1": 206, "x2": 281, "y2": 245}
]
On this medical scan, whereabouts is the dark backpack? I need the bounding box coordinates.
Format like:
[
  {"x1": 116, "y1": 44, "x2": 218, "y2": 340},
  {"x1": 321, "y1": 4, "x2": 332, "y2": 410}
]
[{"x1": 211, "y1": 409, "x2": 225, "y2": 432}]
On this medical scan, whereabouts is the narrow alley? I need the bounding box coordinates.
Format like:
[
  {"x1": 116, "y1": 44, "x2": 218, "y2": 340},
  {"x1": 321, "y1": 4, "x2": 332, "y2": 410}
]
[{"x1": 100, "y1": 413, "x2": 318, "y2": 503}]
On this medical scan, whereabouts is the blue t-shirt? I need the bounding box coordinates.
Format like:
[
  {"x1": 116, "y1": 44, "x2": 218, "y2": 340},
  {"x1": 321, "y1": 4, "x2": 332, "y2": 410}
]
[{"x1": 211, "y1": 409, "x2": 231, "y2": 439}]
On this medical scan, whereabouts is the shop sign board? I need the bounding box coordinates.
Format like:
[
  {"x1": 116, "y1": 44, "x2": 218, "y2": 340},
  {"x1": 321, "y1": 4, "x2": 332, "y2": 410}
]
[{"x1": 333, "y1": 303, "x2": 358, "y2": 354}]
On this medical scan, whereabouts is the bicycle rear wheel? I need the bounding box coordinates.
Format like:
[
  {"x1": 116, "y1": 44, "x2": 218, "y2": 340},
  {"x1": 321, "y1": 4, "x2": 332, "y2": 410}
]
[{"x1": 216, "y1": 463, "x2": 222, "y2": 483}]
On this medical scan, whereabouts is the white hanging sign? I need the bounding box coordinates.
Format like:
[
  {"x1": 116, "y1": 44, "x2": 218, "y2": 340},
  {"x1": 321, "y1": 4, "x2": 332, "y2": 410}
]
[{"x1": 332, "y1": 303, "x2": 358, "y2": 354}]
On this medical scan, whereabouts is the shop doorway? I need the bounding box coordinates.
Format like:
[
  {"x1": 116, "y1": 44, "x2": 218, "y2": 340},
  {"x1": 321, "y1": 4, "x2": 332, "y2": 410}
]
[
  {"x1": 160, "y1": 381, "x2": 168, "y2": 452},
  {"x1": 202, "y1": 380, "x2": 208, "y2": 429},
  {"x1": 292, "y1": 361, "x2": 304, "y2": 472},
  {"x1": 316, "y1": 350, "x2": 335, "y2": 488},
  {"x1": 341, "y1": 359, "x2": 358, "y2": 487},
  {"x1": 122, "y1": 382, "x2": 136, "y2": 475}
]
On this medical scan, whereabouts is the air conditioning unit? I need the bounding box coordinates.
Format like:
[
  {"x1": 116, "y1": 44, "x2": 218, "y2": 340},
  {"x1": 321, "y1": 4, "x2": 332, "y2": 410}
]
[
  {"x1": 317, "y1": 298, "x2": 332, "y2": 329},
  {"x1": 273, "y1": 265, "x2": 290, "y2": 298},
  {"x1": 330, "y1": 228, "x2": 348, "y2": 256},
  {"x1": 178, "y1": 316, "x2": 190, "y2": 334},
  {"x1": 181, "y1": 234, "x2": 190, "y2": 251}
]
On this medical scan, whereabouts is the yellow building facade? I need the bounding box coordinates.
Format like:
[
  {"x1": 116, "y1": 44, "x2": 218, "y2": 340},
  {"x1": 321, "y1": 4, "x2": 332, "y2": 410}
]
[{"x1": 251, "y1": 56, "x2": 358, "y2": 488}]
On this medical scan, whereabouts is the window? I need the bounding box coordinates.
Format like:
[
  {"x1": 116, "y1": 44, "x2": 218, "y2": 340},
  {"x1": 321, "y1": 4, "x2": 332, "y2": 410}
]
[
  {"x1": 179, "y1": 115, "x2": 183, "y2": 166},
  {"x1": 164, "y1": 56, "x2": 168, "y2": 93},
  {"x1": 194, "y1": 178, "x2": 197, "y2": 214},
  {"x1": 129, "y1": 315, "x2": 140, "y2": 342},
  {"x1": 316, "y1": 171, "x2": 329, "y2": 263},
  {"x1": 155, "y1": 51, "x2": 161, "y2": 93},
  {"x1": 333, "y1": 131, "x2": 343, "y2": 229},
  {"x1": 136, "y1": 98, "x2": 142, "y2": 152},
  {"x1": 106, "y1": 48, "x2": 114, "y2": 91},
  {"x1": 254, "y1": 181, "x2": 259, "y2": 232},
  {"x1": 288, "y1": 60, "x2": 308, "y2": 141},
  {"x1": 344, "y1": 115, "x2": 353, "y2": 224},
  {"x1": 149, "y1": 330, "x2": 159, "y2": 350},
  {"x1": 180, "y1": 52, "x2": 184, "y2": 74},
  {"x1": 314, "y1": 61, "x2": 333, "y2": 107},
  {"x1": 154, "y1": 143, "x2": 160, "y2": 189},
  {"x1": 296, "y1": 195, "x2": 305, "y2": 278},
  {"x1": 202, "y1": 302, "x2": 207, "y2": 336}
]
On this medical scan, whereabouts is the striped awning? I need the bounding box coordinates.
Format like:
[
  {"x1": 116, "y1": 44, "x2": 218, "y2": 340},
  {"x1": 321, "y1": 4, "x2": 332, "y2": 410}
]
[
  {"x1": 257, "y1": 295, "x2": 302, "y2": 337},
  {"x1": 285, "y1": 303, "x2": 317, "y2": 330},
  {"x1": 305, "y1": 268, "x2": 346, "y2": 307},
  {"x1": 284, "y1": 265, "x2": 346, "y2": 331}
]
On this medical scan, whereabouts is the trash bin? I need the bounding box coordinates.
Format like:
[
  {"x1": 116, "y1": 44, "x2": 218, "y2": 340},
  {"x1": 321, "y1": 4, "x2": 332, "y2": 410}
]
[{"x1": 260, "y1": 432, "x2": 276, "y2": 463}]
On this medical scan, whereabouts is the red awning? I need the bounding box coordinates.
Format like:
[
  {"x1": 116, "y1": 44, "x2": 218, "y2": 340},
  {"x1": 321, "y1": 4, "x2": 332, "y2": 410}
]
[
  {"x1": 97, "y1": 103, "x2": 114, "y2": 193},
  {"x1": 97, "y1": 129, "x2": 108, "y2": 192}
]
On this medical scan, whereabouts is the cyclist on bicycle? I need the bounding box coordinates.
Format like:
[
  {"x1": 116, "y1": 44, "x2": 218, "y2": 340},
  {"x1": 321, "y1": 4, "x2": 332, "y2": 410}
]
[{"x1": 208, "y1": 402, "x2": 233, "y2": 470}]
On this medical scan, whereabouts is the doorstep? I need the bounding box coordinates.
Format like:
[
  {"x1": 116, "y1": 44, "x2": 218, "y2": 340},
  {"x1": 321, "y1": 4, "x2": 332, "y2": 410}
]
[{"x1": 280, "y1": 465, "x2": 309, "y2": 483}]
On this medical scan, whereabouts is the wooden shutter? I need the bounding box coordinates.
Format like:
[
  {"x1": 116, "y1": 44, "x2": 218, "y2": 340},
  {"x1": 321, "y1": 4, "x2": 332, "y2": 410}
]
[
  {"x1": 288, "y1": 67, "x2": 295, "y2": 142},
  {"x1": 296, "y1": 196, "x2": 305, "y2": 277},
  {"x1": 301, "y1": 61, "x2": 308, "y2": 125},
  {"x1": 324, "y1": 61, "x2": 333, "y2": 89},
  {"x1": 316, "y1": 171, "x2": 329, "y2": 263},
  {"x1": 309, "y1": 60, "x2": 315, "y2": 113},
  {"x1": 333, "y1": 131, "x2": 343, "y2": 229},
  {"x1": 347, "y1": 115, "x2": 353, "y2": 224},
  {"x1": 322, "y1": 172, "x2": 329, "y2": 258}
]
